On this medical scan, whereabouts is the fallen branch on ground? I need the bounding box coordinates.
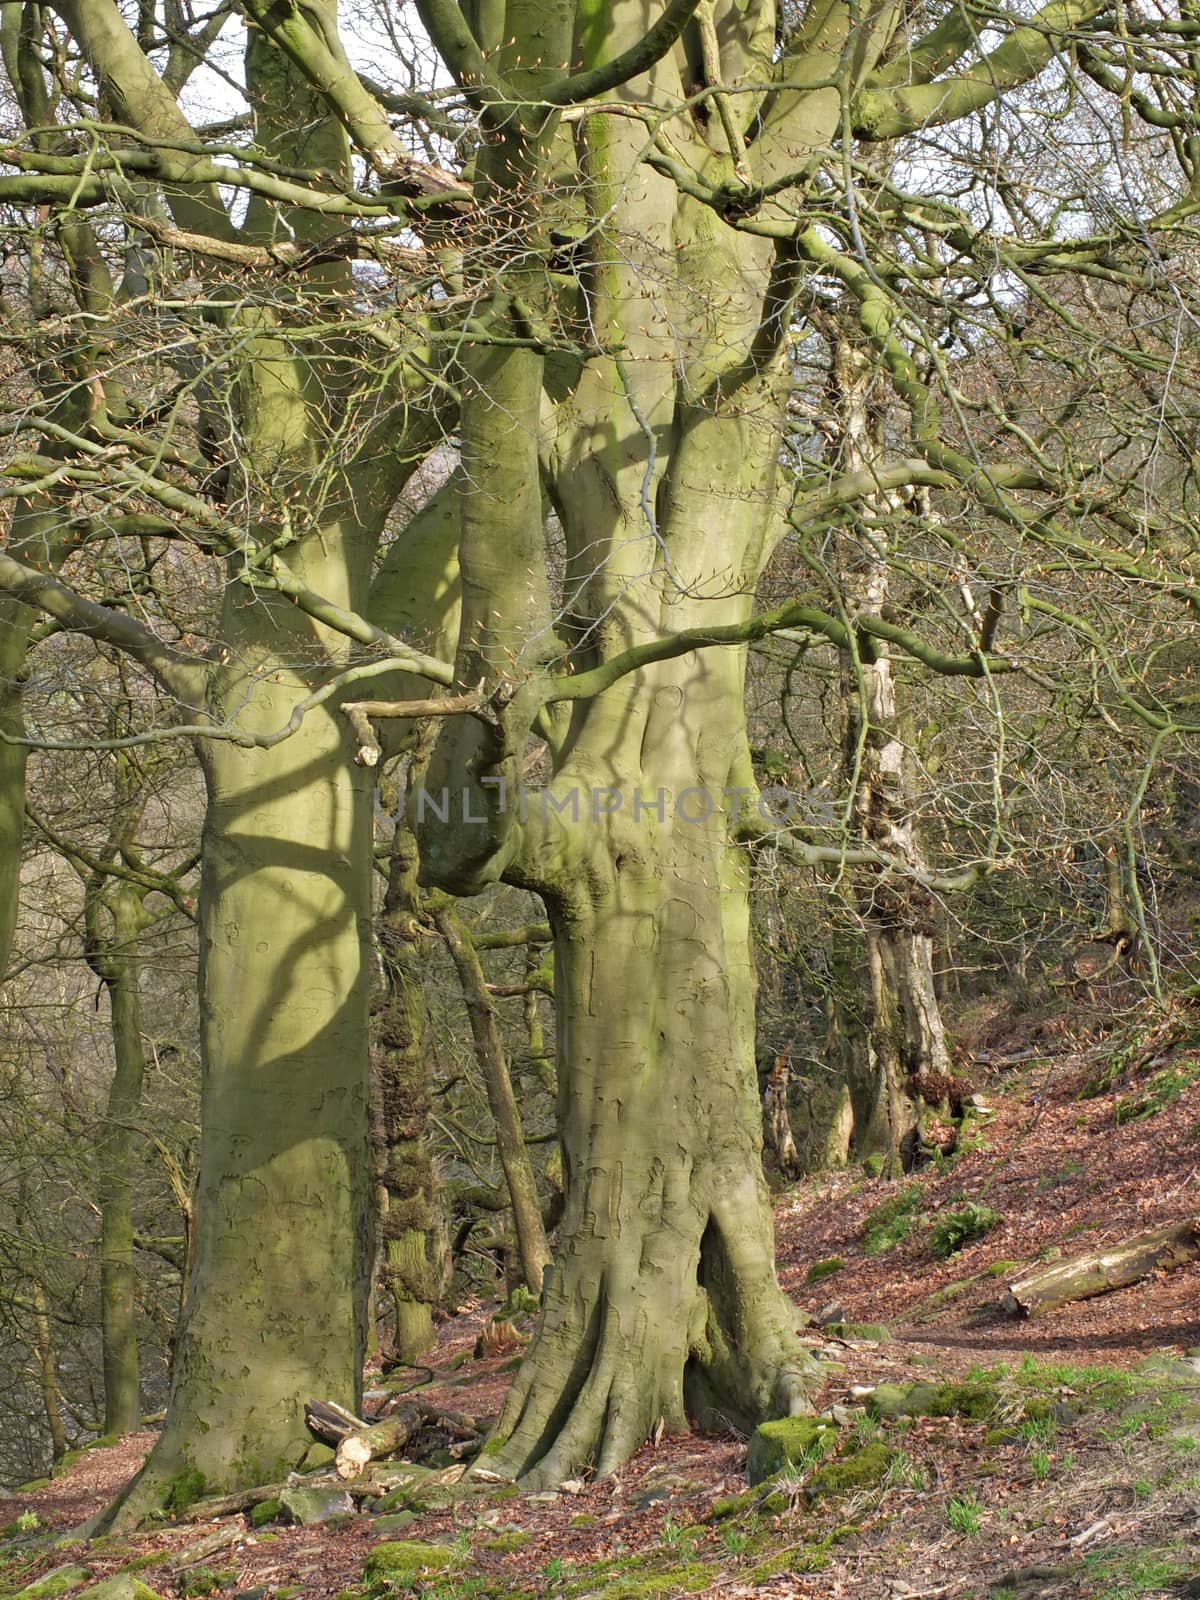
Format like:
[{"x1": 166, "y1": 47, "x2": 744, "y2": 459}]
[{"x1": 1003, "y1": 1218, "x2": 1200, "y2": 1318}]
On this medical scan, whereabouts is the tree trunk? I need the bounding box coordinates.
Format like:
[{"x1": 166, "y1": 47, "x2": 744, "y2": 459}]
[
  {"x1": 434, "y1": 905, "x2": 550, "y2": 1296},
  {"x1": 375, "y1": 799, "x2": 441, "y2": 1365},
  {"x1": 95, "y1": 889, "x2": 151, "y2": 1437},
  {"x1": 0, "y1": 602, "x2": 30, "y2": 985},
  {"x1": 831, "y1": 332, "x2": 952, "y2": 1167},
  {"x1": 486, "y1": 729, "x2": 818, "y2": 1487},
  {"x1": 31, "y1": 1278, "x2": 68, "y2": 1462},
  {"x1": 0, "y1": 506, "x2": 61, "y2": 984},
  {"x1": 106, "y1": 655, "x2": 375, "y2": 1522}
]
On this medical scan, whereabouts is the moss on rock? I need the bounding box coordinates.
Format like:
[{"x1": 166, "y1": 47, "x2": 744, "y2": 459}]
[
  {"x1": 12, "y1": 1566, "x2": 92, "y2": 1599},
  {"x1": 746, "y1": 1417, "x2": 838, "y2": 1485},
  {"x1": 481, "y1": 1531, "x2": 530, "y2": 1554},
  {"x1": 362, "y1": 1541, "x2": 454, "y2": 1582},
  {"x1": 866, "y1": 1380, "x2": 997, "y2": 1423},
  {"x1": 823, "y1": 1322, "x2": 892, "y2": 1342},
  {"x1": 249, "y1": 1499, "x2": 281, "y2": 1529},
  {"x1": 807, "y1": 1442, "x2": 893, "y2": 1497}
]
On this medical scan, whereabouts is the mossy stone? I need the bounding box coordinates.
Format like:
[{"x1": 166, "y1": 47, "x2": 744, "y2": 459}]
[
  {"x1": 823, "y1": 1322, "x2": 892, "y2": 1342},
  {"x1": 568, "y1": 1514, "x2": 596, "y2": 1528},
  {"x1": 16, "y1": 1479, "x2": 52, "y2": 1494},
  {"x1": 807, "y1": 1442, "x2": 893, "y2": 1497},
  {"x1": 79, "y1": 1577, "x2": 168, "y2": 1600},
  {"x1": 362, "y1": 1542, "x2": 454, "y2": 1581},
  {"x1": 927, "y1": 1382, "x2": 997, "y2": 1421},
  {"x1": 481, "y1": 1531, "x2": 529, "y2": 1553},
  {"x1": 805, "y1": 1258, "x2": 844, "y2": 1285},
  {"x1": 866, "y1": 1380, "x2": 996, "y2": 1423},
  {"x1": 1137, "y1": 1355, "x2": 1200, "y2": 1385},
  {"x1": 249, "y1": 1499, "x2": 281, "y2": 1529},
  {"x1": 369, "y1": 1513, "x2": 417, "y2": 1535},
  {"x1": 277, "y1": 1485, "x2": 354, "y2": 1526},
  {"x1": 13, "y1": 1566, "x2": 92, "y2": 1599},
  {"x1": 709, "y1": 1491, "x2": 753, "y2": 1520},
  {"x1": 746, "y1": 1417, "x2": 838, "y2": 1486},
  {"x1": 296, "y1": 1443, "x2": 336, "y2": 1473},
  {"x1": 862, "y1": 1154, "x2": 886, "y2": 1178}
]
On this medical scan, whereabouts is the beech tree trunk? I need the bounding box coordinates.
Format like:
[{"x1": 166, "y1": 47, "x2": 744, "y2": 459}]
[
  {"x1": 375, "y1": 801, "x2": 441, "y2": 1365},
  {"x1": 830, "y1": 333, "x2": 952, "y2": 1168},
  {"x1": 434, "y1": 905, "x2": 550, "y2": 1297},
  {"x1": 92, "y1": 888, "x2": 153, "y2": 1438},
  {"x1": 101, "y1": 33, "x2": 386, "y2": 1526}
]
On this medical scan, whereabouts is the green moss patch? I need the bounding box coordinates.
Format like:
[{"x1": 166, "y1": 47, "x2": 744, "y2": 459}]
[
  {"x1": 866, "y1": 1380, "x2": 998, "y2": 1423},
  {"x1": 480, "y1": 1531, "x2": 530, "y2": 1554},
  {"x1": 748, "y1": 1546, "x2": 831, "y2": 1581},
  {"x1": 594, "y1": 1563, "x2": 712, "y2": 1598},
  {"x1": 11, "y1": 1566, "x2": 92, "y2": 1599},
  {"x1": 162, "y1": 1468, "x2": 207, "y2": 1518},
  {"x1": 362, "y1": 1541, "x2": 454, "y2": 1582},
  {"x1": 807, "y1": 1442, "x2": 893, "y2": 1497},
  {"x1": 804, "y1": 1257, "x2": 844, "y2": 1284},
  {"x1": 746, "y1": 1417, "x2": 839, "y2": 1485}
]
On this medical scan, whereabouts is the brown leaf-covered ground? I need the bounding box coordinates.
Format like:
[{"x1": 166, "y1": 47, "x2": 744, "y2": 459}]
[{"x1": 5, "y1": 1004, "x2": 1200, "y2": 1600}]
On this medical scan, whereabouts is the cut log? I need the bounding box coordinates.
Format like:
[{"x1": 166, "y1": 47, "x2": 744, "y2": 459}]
[
  {"x1": 1003, "y1": 1218, "x2": 1200, "y2": 1319},
  {"x1": 335, "y1": 1407, "x2": 423, "y2": 1478},
  {"x1": 304, "y1": 1398, "x2": 366, "y2": 1445}
]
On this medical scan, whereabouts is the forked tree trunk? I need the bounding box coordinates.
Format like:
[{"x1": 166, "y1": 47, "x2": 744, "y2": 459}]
[{"x1": 486, "y1": 761, "x2": 816, "y2": 1487}]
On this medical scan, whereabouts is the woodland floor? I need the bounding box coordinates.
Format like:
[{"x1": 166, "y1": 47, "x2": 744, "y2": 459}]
[{"x1": 5, "y1": 993, "x2": 1200, "y2": 1600}]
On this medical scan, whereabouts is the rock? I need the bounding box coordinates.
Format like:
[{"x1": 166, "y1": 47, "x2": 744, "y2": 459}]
[
  {"x1": 822, "y1": 1322, "x2": 892, "y2": 1343},
  {"x1": 295, "y1": 1443, "x2": 336, "y2": 1473},
  {"x1": 746, "y1": 1417, "x2": 838, "y2": 1486},
  {"x1": 863, "y1": 1383, "x2": 915, "y2": 1420},
  {"x1": 79, "y1": 1579, "x2": 167, "y2": 1600},
  {"x1": 362, "y1": 1542, "x2": 454, "y2": 1582},
  {"x1": 631, "y1": 1486, "x2": 671, "y2": 1509},
  {"x1": 13, "y1": 1567, "x2": 93, "y2": 1599},
  {"x1": 248, "y1": 1499, "x2": 281, "y2": 1528},
  {"x1": 1137, "y1": 1355, "x2": 1200, "y2": 1384},
  {"x1": 806, "y1": 1441, "x2": 893, "y2": 1496},
  {"x1": 815, "y1": 1301, "x2": 846, "y2": 1327},
  {"x1": 370, "y1": 1513, "x2": 418, "y2": 1535},
  {"x1": 277, "y1": 1484, "x2": 355, "y2": 1526},
  {"x1": 994, "y1": 1566, "x2": 1074, "y2": 1592},
  {"x1": 826, "y1": 1404, "x2": 860, "y2": 1426},
  {"x1": 865, "y1": 1380, "x2": 997, "y2": 1423}
]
